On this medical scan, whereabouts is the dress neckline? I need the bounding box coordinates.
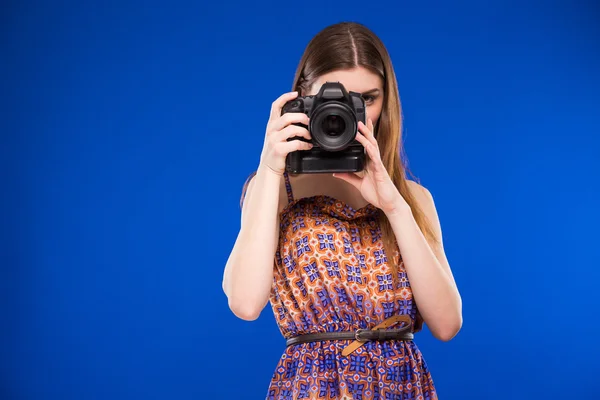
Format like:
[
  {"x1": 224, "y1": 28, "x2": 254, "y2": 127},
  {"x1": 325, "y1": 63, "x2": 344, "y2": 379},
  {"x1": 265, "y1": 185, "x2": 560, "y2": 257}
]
[{"x1": 279, "y1": 194, "x2": 380, "y2": 221}]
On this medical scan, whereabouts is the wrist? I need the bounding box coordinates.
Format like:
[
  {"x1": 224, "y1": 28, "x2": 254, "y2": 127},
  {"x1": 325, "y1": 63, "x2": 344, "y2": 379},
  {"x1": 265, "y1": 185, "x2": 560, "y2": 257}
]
[
  {"x1": 383, "y1": 199, "x2": 412, "y2": 219},
  {"x1": 258, "y1": 163, "x2": 284, "y2": 178}
]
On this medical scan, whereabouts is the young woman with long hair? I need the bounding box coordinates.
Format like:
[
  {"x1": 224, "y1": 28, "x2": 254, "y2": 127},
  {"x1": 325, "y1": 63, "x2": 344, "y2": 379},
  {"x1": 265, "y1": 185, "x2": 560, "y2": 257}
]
[{"x1": 223, "y1": 21, "x2": 462, "y2": 399}]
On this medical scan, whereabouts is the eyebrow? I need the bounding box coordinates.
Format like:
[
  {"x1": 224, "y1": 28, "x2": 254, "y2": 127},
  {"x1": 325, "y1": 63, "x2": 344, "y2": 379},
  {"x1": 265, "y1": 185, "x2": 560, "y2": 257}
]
[{"x1": 360, "y1": 88, "x2": 381, "y2": 96}]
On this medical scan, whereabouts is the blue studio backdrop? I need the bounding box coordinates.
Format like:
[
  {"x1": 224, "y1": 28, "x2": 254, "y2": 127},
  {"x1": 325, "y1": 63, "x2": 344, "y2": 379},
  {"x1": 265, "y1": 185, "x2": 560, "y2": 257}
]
[{"x1": 3, "y1": 1, "x2": 600, "y2": 399}]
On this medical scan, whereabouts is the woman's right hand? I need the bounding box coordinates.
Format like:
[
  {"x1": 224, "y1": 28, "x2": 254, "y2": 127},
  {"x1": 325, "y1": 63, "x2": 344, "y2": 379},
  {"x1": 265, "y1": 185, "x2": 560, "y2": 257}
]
[{"x1": 259, "y1": 91, "x2": 313, "y2": 175}]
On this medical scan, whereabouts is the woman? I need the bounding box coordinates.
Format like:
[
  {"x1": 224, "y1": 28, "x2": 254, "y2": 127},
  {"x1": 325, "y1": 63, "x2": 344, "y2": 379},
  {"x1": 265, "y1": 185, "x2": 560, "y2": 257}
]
[{"x1": 223, "y1": 21, "x2": 462, "y2": 399}]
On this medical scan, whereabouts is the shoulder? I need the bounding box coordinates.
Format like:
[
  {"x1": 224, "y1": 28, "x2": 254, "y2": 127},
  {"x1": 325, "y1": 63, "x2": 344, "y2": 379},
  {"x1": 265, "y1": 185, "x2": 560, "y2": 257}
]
[
  {"x1": 239, "y1": 171, "x2": 258, "y2": 209},
  {"x1": 405, "y1": 179, "x2": 444, "y2": 246},
  {"x1": 406, "y1": 179, "x2": 434, "y2": 206},
  {"x1": 405, "y1": 179, "x2": 440, "y2": 231}
]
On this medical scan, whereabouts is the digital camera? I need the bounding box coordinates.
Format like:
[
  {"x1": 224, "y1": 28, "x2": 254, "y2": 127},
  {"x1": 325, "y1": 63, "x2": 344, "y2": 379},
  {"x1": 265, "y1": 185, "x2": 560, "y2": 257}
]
[{"x1": 281, "y1": 81, "x2": 367, "y2": 174}]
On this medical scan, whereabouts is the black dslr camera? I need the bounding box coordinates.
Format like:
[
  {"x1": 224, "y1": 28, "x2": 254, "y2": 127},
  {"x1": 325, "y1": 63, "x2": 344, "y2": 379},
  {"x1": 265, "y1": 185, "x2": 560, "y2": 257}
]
[{"x1": 281, "y1": 82, "x2": 367, "y2": 174}]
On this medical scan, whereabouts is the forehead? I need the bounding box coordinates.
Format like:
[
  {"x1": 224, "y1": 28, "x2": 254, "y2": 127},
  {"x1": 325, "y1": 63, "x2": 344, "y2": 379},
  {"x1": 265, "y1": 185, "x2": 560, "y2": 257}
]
[{"x1": 309, "y1": 67, "x2": 383, "y2": 95}]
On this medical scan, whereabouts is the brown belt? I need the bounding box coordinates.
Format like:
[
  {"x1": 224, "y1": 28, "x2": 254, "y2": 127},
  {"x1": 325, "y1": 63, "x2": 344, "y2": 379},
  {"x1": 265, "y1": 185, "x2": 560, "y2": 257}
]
[{"x1": 285, "y1": 315, "x2": 414, "y2": 356}]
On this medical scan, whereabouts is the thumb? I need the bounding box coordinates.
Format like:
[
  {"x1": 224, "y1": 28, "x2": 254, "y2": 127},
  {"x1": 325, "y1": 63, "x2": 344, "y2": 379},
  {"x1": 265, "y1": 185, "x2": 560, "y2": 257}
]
[{"x1": 332, "y1": 172, "x2": 362, "y2": 189}]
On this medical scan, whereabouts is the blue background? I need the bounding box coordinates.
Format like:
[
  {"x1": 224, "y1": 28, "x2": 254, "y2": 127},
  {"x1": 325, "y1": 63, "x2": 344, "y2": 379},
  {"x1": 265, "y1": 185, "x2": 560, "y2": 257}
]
[{"x1": 3, "y1": 0, "x2": 599, "y2": 399}]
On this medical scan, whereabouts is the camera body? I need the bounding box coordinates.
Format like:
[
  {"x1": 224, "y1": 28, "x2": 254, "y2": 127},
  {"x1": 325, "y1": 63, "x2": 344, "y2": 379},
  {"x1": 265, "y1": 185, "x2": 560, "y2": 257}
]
[{"x1": 281, "y1": 82, "x2": 367, "y2": 174}]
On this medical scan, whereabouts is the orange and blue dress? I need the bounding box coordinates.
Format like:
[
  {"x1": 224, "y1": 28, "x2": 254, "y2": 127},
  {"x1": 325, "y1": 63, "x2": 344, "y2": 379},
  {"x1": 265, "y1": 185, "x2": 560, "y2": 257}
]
[{"x1": 242, "y1": 171, "x2": 438, "y2": 400}]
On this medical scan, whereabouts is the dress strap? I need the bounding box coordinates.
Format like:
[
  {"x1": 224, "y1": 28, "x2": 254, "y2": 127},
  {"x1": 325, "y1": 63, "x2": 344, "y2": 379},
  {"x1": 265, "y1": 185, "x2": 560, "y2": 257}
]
[{"x1": 283, "y1": 171, "x2": 294, "y2": 203}]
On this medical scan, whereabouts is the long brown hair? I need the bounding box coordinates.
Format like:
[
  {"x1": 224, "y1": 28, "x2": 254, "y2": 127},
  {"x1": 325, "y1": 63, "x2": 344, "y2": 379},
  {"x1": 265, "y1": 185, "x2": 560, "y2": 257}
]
[{"x1": 291, "y1": 22, "x2": 439, "y2": 272}]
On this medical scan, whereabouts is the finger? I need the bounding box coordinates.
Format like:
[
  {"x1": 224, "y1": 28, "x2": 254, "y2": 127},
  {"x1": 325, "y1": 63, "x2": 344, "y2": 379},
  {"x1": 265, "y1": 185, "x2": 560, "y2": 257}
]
[
  {"x1": 275, "y1": 139, "x2": 313, "y2": 156},
  {"x1": 368, "y1": 118, "x2": 377, "y2": 142},
  {"x1": 269, "y1": 112, "x2": 310, "y2": 133},
  {"x1": 279, "y1": 124, "x2": 311, "y2": 142},
  {"x1": 355, "y1": 131, "x2": 374, "y2": 153},
  {"x1": 332, "y1": 172, "x2": 362, "y2": 189},
  {"x1": 358, "y1": 120, "x2": 377, "y2": 146},
  {"x1": 356, "y1": 132, "x2": 383, "y2": 167},
  {"x1": 270, "y1": 91, "x2": 299, "y2": 121}
]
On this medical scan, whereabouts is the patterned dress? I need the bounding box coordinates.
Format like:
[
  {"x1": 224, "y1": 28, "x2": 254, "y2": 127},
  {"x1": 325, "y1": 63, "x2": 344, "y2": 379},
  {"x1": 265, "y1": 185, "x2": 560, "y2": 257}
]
[{"x1": 242, "y1": 171, "x2": 438, "y2": 400}]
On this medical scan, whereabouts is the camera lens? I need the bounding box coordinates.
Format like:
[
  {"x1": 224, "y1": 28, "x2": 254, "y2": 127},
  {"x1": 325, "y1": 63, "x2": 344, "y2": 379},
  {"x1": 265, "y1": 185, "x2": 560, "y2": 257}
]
[
  {"x1": 321, "y1": 115, "x2": 346, "y2": 137},
  {"x1": 310, "y1": 103, "x2": 357, "y2": 151}
]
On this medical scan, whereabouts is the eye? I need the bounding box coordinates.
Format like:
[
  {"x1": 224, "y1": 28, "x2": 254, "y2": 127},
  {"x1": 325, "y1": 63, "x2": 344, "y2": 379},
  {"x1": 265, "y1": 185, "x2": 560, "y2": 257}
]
[{"x1": 361, "y1": 95, "x2": 376, "y2": 104}]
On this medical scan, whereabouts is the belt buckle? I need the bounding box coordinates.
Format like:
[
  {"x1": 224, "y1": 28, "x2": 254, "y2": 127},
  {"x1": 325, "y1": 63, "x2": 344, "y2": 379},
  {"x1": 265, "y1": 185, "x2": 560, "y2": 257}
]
[{"x1": 354, "y1": 329, "x2": 370, "y2": 342}]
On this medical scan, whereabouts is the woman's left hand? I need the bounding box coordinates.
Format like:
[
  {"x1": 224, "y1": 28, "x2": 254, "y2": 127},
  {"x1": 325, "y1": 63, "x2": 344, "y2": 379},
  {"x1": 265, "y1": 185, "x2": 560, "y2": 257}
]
[{"x1": 333, "y1": 119, "x2": 410, "y2": 216}]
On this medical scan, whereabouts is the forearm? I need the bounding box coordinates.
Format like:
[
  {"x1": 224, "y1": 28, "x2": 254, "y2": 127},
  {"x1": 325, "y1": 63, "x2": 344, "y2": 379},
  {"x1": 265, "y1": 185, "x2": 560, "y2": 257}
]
[
  {"x1": 224, "y1": 165, "x2": 281, "y2": 319},
  {"x1": 386, "y1": 207, "x2": 462, "y2": 341}
]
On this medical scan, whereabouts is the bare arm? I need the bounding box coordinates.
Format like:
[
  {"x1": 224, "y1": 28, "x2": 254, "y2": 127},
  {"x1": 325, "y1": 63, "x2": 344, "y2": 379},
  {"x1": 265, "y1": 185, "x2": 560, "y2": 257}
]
[
  {"x1": 222, "y1": 165, "x2": 282, "y2": 320},
  {"x1": 332, "y1": 120, "x2": 461, "y2": 340},
  {"x1": 222, "y1": 91, "x2": 313, "y2": 321},
  {"x1": 388, "y1": 182, "x2": 462, "y2": 341}
]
